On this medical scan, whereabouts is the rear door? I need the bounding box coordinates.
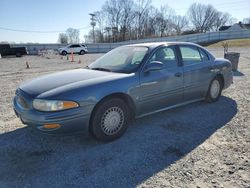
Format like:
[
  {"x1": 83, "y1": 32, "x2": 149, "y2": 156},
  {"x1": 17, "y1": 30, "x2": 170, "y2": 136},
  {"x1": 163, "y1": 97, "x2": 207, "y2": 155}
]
[
  {"x1": 138, "y1": 45, "x2": 184, "y2": 115},
  {"x1": 74, "y1": 44, "x2": 81, "y2": 53},
  {"x1": 69, "y1": 44, "x2": 80, "y2": 53},
  {"x1": 178, "y1": 45, "x2": 212, "y2": 101}
]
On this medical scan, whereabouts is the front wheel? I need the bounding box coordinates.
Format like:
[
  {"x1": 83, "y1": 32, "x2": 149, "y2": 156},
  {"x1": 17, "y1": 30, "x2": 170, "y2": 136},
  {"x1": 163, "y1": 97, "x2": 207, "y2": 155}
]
[
  {"x1": 206, "y1": 77, "x2": 222, "y2": 103},
  {"x1": 90, "y1": 98, "x2": 130, "y2": 142},
  {"x1": 16, "y1": 52, "x2": 21, "y2": 57}
]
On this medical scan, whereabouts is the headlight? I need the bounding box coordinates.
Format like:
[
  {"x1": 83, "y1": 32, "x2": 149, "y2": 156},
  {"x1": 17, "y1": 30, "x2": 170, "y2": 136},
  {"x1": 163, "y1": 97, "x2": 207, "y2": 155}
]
[{"x1": 33, "y1": 99, "x2": 79, "y2": 112}]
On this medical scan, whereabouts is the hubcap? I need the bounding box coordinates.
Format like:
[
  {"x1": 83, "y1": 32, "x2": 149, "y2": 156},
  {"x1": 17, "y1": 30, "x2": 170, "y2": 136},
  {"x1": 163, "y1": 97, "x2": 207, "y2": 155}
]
[
  {"x1": 210, "y1": 80, "x2": 220, "y2": 99},
  {"x1": 101, "y1": 107, "x2": 124, "y2": 135}
]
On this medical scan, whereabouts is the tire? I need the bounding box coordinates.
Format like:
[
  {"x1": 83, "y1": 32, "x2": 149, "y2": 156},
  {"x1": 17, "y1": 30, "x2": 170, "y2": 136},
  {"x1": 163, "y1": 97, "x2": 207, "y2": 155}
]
[
  {"x1": 16, "y1": 52, "x2": 21, "y2": 57},
  {"x1": 62, "y1": 51, "x2": 67, "y2": 56},
  {"x1": 90, "y1": 98, "x2": 130, "y2": 142},
  {"x1": 205, "y1": 77, "x2": 222, "y2": 103},
  {"x1": 79, "y1": 50, "x2": 85, "y2": 55}
]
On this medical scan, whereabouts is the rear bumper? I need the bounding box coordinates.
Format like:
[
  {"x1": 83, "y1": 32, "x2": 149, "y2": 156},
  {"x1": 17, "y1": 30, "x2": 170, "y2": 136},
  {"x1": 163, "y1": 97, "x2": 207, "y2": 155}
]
[{"x1": 13, "y1": 95, "x2": 92, "y2": 134}]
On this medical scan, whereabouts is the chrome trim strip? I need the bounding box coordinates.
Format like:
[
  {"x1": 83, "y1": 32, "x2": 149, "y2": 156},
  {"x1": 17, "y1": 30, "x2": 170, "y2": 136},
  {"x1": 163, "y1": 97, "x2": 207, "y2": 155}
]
[{"x1": 136, "y1": 98, "x2": 204, "y2": 118}]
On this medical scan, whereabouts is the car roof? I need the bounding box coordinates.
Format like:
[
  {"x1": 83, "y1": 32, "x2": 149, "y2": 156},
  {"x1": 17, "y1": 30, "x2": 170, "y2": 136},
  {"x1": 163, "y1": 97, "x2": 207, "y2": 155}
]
[
  {"x1": 124, "y1": 41, "x2": 215, "y2": 60},
  {"x1": 68, "y1": 44, "x2": 86, "y2": 45},
  {"x1": 126, "y1": 42, "x2": 202, "y2": 49}
]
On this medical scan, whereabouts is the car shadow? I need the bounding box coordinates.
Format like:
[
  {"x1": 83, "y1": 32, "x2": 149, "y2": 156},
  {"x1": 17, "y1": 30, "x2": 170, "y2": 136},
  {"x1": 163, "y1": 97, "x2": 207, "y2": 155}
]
[{"x1": 0, "y1": 96, "x2": 237, "y2": 188}]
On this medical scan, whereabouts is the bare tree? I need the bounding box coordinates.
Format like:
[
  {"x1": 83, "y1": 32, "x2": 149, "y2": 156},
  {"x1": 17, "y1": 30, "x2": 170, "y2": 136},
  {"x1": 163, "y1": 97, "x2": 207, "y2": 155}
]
[
  {"x1": 86, "y1": 0, "x2": 235, "y2": 42},
  {"x1": 159, "y1": 5, "x2": 175, "y2": 36},
  {"x1": 188, "y1": 3, "x2": 218, "y2": 33},
  {"x1": 58, "y1": 33, "x2": 68, "y2": 44},
  {"x1": 102, "y1": 0, "x2": 123, "y2": 41},
  {"x1": 243, "y1": 17, "x2": 250, "y2": 24},
  {"x1": 66, "y1": 28, "x2": 80, "y2": 43},
  {"x1": 119, "y1": 0, "x2": 136, "y2": 41},
  {"x1": 94, "y1": 11, "x2": 106, "y2": 42},
  {"x1": 172, "y1": 15, "x2": 188, "y2": 34},
  {"x1": 146, "y1": 6, "x2": 159, "y2": 37},
  {"x1": 135, "y1": 0, "x2": 152, "y2": 39},
  {"x1": 213, "y1": 12, "x2": 233, "y2": 31}
]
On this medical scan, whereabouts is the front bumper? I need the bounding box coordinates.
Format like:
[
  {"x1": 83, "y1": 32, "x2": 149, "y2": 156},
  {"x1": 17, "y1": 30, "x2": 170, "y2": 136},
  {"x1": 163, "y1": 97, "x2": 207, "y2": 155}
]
[{"x1": 13, "y1": 90, "x2": 93, "y2": 134}]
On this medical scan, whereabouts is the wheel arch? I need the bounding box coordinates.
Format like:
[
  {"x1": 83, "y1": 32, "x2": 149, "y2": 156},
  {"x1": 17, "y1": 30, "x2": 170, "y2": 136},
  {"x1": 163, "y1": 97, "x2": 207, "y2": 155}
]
[
  {"x1": 89, "y1": 92, "x2": 136, "y2": 127},
  {"x1": 62, "y1": 50, "x2": 67, "y2": 55},
  {"x1": 214, "y1": 73, "x2": 225, "y2": 89}
]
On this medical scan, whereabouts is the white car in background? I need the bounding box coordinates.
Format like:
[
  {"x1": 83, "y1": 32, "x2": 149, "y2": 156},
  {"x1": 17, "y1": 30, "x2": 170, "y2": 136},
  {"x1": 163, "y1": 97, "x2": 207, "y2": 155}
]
[{"x1": 58, "y1": 44, "x2": 88, "y2": 56}]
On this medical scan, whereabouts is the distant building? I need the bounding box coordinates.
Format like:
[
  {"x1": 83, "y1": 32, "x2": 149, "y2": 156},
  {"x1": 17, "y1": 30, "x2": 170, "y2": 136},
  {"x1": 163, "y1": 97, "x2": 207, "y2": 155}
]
[{"x1": 219, "y1": 22, "x2": 250, "y2": 31}]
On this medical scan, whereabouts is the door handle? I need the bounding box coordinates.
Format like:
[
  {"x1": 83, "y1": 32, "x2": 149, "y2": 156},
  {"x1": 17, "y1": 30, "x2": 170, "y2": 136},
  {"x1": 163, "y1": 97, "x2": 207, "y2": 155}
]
[{"x1": 175, "y1": 72, "x2": 182, "y2": 77}]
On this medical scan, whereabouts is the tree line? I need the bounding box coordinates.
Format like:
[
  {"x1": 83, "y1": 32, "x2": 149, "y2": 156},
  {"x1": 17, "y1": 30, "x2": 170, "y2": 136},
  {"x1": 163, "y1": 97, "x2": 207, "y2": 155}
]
[{"x1": 58, "y1": 0, "x2": 250, "y2": 44}]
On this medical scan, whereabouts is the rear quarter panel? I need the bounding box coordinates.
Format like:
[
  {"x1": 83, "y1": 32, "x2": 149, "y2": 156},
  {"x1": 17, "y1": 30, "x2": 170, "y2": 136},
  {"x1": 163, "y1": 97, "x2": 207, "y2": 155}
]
[{"x1": 213, "y1": 58, "x2": 233, "y2": 89}]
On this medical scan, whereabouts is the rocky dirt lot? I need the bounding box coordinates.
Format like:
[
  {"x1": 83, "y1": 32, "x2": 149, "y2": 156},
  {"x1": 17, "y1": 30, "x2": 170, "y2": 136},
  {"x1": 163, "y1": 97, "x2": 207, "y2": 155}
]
[{"x1": 0, "y1": 48, "x2": 249, "y2": 188}]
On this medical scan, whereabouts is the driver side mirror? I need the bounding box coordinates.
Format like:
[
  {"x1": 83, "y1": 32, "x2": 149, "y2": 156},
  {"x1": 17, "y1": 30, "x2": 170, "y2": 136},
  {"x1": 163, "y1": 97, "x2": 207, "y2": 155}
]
[{"x1": 144, "y1": 61, "x2": 164, "y2": 73}]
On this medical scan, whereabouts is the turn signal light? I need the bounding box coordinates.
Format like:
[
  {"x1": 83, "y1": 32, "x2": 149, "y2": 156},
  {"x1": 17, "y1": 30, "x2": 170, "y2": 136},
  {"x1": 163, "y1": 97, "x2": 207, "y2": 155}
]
[
  {"x1": 63, "y1": 101, "x2": 79, "y2": 109},
  {"x1": 43, "y1": 124, "x2": 61, "y2": 129}
]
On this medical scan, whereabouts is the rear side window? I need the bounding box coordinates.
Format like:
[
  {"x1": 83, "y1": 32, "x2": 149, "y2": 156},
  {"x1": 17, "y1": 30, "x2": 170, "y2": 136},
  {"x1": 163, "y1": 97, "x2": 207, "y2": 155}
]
[
  {"x1": 70, "y1": 45, "x2": 80, "y2": 48},
  {"x1": 198, "y1": 48, "x2": 209, "y2": 61},
  {"x1": 180, "y1": 46, "x2": 201, "y2": 66}
]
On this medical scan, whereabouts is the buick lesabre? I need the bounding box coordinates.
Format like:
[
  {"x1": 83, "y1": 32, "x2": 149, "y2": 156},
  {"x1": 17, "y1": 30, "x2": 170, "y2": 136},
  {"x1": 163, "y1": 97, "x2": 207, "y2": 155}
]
[{"x1": 13, "y1": 42, "x2": 233, "y2": 141}]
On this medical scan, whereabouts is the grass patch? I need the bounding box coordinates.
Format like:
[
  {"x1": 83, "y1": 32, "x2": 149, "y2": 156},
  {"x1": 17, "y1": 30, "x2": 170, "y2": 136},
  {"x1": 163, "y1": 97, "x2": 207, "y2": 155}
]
[{"x1": 208, "y1": 38, "x2": 250, "y2": 48}]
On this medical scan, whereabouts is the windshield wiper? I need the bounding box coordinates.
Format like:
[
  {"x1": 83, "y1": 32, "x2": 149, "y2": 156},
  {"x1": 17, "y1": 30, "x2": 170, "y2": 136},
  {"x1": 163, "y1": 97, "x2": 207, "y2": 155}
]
[{"x1": 91, "y1": 67, "x2": 112, "y2": 72}]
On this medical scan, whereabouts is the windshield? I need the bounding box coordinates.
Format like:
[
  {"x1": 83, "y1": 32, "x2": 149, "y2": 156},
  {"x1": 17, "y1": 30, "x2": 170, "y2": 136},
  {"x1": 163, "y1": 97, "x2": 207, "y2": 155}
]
[{"x1": 88, "y1": 46, "x2": 148, "y2": 73}]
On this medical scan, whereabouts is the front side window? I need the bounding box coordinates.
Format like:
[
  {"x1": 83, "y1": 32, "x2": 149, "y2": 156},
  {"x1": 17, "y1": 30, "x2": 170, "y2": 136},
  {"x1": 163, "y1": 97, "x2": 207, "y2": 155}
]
[
  {"x1": 149, "y1": 46, "x2": 178, "y2": 68},
  {"x1": 88, "y1": 46, "x2": 148, "y2": 73},
  {"x1": 180, "y1": 46, "x2": 202, "y2": 66}
]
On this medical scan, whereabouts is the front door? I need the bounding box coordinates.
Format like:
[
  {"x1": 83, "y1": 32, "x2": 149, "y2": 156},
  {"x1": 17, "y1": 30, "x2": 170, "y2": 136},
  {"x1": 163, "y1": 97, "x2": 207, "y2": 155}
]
[
  {"x1": 138, "y1": 46, "x2": 184, "y2": 115},
  {"x1": 69, "y1": 44, "x2": 81, "y2": 53}
]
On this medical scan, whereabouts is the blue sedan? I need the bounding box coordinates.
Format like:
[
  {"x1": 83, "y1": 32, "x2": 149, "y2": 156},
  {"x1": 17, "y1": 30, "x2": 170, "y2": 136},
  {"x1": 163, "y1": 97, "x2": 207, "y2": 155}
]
[{"x1": 13, "y1": 42, "x2": 233, "y2": 141}]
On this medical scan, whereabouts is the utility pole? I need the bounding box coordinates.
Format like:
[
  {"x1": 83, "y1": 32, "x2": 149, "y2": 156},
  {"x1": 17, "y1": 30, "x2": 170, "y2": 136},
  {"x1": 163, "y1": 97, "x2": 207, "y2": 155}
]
[{"x1": 89, "y1": 13, "x2": 96, "y2": 43}]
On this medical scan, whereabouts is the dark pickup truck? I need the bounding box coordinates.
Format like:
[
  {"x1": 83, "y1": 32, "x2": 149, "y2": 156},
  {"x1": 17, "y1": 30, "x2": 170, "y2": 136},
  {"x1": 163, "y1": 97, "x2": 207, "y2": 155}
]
[{"x1": 0, "y1": 44, "x2": 28, "y2": 57}]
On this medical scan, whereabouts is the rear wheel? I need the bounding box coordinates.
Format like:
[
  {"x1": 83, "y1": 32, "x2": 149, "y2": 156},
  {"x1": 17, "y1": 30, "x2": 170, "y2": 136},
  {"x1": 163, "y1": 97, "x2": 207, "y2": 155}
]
[
  {"x1": 62, "y1": 51, "x2": 67, "y2": 56},
  {"x1": 90, "y1": 98, "x2": 130, "y2": 141},
  {"x1": 206, "y1": 77, "x2": 222, "y2": 103}
]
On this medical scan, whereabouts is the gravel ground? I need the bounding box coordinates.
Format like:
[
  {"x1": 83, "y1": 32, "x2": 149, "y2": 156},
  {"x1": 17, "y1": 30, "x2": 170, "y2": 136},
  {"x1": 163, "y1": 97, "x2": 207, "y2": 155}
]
[{"x1": 0, "y1": 48, "x2": 249, "y2": 188}]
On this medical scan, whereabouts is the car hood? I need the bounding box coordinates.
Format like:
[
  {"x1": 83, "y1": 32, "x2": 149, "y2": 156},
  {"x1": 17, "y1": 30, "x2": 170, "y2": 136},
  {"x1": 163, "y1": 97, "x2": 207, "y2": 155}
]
[{"x1": 20, "y1": 69, "x2": 129, "y2": 98}]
